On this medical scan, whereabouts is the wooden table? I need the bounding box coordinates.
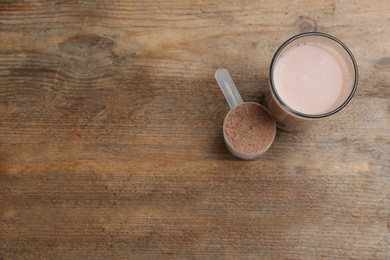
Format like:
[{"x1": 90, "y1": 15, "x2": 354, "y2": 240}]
[{"x1": 1, "y1": 1, "x2": 389, "y2": 259}]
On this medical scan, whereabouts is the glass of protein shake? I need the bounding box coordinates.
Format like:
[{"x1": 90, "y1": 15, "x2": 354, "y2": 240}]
[{"x1": 264, "y1": 32, "x2": 358, "y2": 132}]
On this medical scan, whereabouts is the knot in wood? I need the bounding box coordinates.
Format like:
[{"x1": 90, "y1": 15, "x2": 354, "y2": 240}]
[{"x1": 294, "y1": 16, "x2": 318, "y2": 33}]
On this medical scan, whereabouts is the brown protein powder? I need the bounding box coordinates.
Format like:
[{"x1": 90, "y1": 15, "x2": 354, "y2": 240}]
[{"x1": 224, "y1": 103, "x2": 276, "y2": 154}]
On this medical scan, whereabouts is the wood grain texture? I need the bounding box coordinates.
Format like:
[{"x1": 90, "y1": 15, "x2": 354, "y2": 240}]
[{"x1": 0, "y1": 0, "x2": 389, "y2": 259}]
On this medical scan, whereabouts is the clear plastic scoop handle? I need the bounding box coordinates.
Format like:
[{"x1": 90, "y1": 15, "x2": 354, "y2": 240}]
[{"x1": 215, "y1": 68, "x2": 244, "y2": 109}]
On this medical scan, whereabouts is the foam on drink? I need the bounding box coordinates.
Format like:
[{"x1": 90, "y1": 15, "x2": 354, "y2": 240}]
[{"x1": 273, "y1": 43, "x2": 347, "y2": 115}]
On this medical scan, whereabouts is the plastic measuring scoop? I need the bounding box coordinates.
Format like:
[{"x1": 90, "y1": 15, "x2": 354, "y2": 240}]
[
  {"x1": 215, "y1": 68, "x2": 276, "y2": 160},
  {"x1": 215, "y1": 68, "x2": 244, "y2": 109}
]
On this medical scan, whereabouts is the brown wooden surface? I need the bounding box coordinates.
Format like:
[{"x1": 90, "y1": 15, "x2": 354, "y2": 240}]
[{"x1": 1, "y1": 0, "x2": 389, "y2": 259}]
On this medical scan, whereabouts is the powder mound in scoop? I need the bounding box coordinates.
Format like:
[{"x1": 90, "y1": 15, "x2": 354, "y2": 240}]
[{"x1": 224, "y1": 103, "x2": 275, "y2": 154}]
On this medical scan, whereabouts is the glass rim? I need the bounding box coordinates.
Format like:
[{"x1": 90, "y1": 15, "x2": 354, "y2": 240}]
[{"x1": 269, "y1": 32, "x2": 358, "y2": 119}]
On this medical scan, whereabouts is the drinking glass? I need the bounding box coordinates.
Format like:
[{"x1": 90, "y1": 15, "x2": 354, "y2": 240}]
[{"x1": 264, "y1": 32, "x2": 358, "y2": 132}]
